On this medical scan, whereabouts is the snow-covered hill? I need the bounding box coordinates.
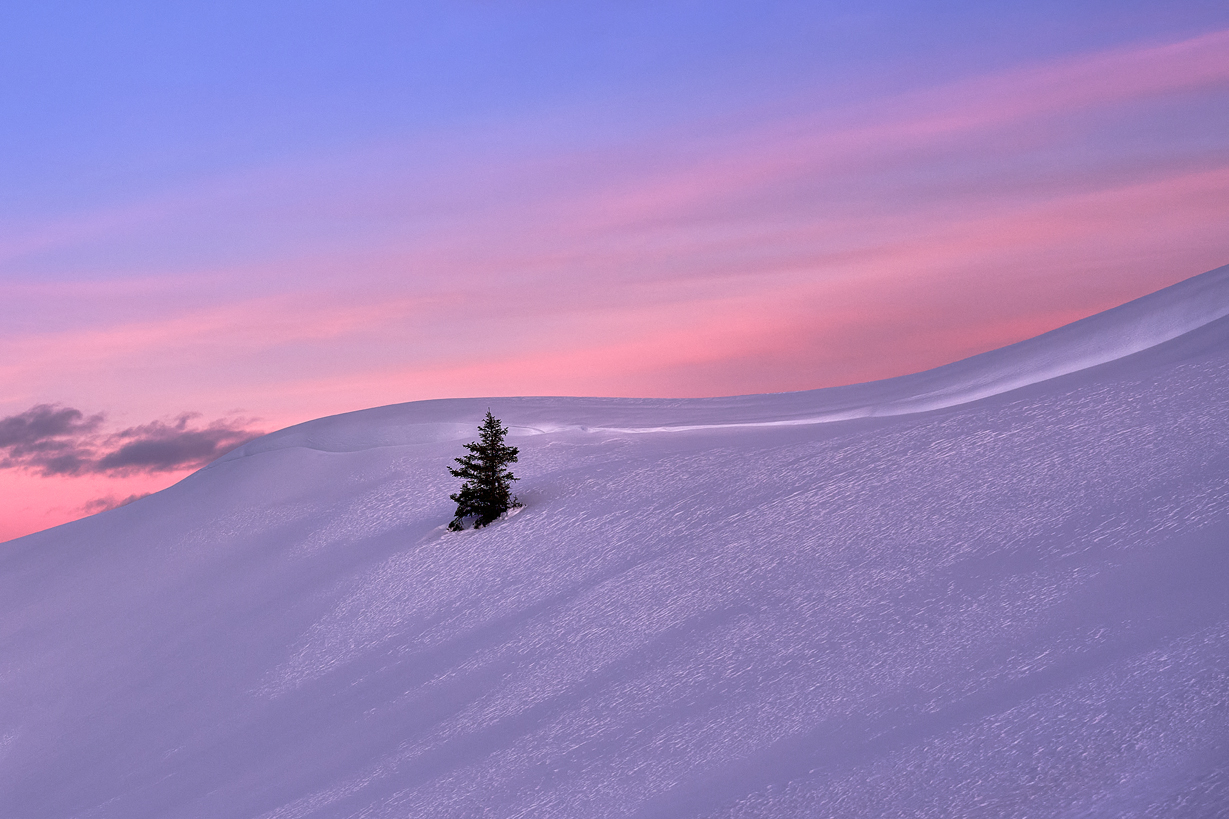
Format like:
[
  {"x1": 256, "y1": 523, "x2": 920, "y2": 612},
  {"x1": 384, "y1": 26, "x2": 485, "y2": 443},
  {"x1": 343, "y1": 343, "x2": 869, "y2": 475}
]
[{"x1": 3, "y1": 265, "x2": 1229, "y2": 818}]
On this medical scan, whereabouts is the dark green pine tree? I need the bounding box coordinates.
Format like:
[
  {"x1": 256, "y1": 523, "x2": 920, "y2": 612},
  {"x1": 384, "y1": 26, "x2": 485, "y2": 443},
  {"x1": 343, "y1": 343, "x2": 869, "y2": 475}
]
[{"x1": 448, "y1": 410, "x2": 521, "y2": 530}]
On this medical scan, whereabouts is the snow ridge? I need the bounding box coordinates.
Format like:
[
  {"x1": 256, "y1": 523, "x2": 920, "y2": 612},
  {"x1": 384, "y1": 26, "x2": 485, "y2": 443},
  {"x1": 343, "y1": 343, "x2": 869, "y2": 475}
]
[{"x1": 218, "y1": 264, "x2": 1229, "y2": 453}]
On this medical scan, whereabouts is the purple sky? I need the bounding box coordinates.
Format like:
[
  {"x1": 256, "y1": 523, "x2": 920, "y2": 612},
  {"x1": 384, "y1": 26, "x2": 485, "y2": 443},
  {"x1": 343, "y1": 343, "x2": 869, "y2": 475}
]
[{"x1": 2, "y1": 1, "x2": 1228, "y2": 539}]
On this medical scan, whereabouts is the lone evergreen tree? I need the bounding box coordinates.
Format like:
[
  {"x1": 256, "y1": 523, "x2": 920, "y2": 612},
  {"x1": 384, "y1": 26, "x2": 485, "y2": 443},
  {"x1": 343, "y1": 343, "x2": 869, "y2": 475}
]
[{"x1": 448, "y1": 410, "x2": 521, "y2": 530}]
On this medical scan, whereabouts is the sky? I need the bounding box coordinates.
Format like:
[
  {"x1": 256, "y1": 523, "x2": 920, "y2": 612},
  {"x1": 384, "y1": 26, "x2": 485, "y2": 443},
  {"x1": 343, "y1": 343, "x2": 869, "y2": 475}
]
[{"x1": 2, "y1": 0, "x2": 1228, "y2": 541}]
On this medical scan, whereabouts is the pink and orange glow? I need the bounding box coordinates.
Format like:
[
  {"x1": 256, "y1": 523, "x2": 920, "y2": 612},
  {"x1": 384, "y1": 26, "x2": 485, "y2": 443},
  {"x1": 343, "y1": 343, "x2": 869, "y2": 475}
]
[{"x1": 3, "y1": 4, "x2": 1228, "y2": 539}]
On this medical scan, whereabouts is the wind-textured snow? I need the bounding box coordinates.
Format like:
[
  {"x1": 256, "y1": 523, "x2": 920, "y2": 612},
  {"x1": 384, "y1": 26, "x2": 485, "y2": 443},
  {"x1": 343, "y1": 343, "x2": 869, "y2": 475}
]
[{"x1": 3, "y1": 265, "x2": 1229, "y2": 818}]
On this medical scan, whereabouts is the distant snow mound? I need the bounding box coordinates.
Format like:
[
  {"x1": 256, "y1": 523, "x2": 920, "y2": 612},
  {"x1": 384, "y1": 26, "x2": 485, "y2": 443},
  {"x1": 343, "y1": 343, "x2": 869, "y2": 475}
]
[
  {"x1": 854, "y1": 262, "x2": 1229, "y2": 416},
  {"x1": 218, "y1": 264, "x2": 1229, "y2": 454}
]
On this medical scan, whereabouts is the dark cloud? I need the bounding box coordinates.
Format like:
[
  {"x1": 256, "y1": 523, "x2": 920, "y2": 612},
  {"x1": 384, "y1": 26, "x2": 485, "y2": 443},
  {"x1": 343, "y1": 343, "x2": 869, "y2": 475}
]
[
  {"x1": 34, "y1": 452, "x2": 94, "y2": 476},
  {"x1": 79, "y1": 492, "x2": 151, "y2": 515},
  {"x1": 96, "y1": 415, "x2": 257, "y2": 474},
  {"x1": 0, "y1": 404, "x2": 102, "y2": 447},
  {"x1": 0, "y1": 404, "x2": 102, "y2": 475},
  {"x1": 0, "y1": 404, "x2": 262, "y2": 477}
]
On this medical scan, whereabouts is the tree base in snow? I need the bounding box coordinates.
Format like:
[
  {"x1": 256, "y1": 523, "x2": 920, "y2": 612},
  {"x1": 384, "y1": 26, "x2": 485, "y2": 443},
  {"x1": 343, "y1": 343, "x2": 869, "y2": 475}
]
[{"x1": 448, "y1": 499, "x2": 522, "y2": 531}]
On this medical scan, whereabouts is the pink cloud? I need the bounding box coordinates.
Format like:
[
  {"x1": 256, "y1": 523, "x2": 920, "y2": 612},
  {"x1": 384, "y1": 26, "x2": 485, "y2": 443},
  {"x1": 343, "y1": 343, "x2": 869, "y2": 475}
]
[
  {"x1": 548, "y1": 29, "x2": 1229, "y2": 233},
  {"x1": 7, "y1": 156, "x2": 1224, "y2": 423}
]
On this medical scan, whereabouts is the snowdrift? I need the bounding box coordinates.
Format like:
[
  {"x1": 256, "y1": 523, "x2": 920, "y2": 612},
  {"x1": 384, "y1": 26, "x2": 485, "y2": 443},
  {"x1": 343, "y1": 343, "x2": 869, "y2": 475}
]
[{"x1": 3, "y1": 265, "x2": 1228, "y2": 818}]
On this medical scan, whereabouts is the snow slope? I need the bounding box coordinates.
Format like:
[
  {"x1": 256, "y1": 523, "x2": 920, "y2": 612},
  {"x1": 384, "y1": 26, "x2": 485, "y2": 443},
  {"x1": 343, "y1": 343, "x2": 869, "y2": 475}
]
[{"x1": 3, "y1": 265, "x2": 1229, "y2": 818}]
